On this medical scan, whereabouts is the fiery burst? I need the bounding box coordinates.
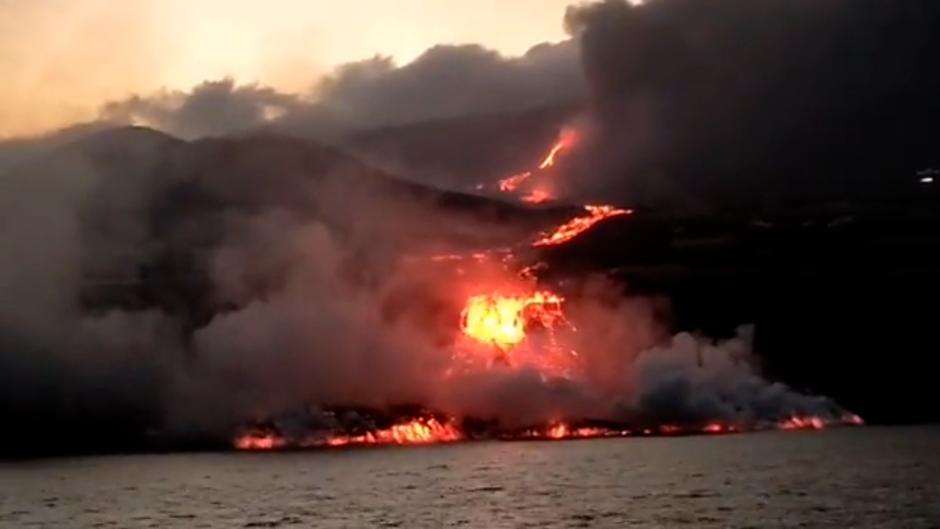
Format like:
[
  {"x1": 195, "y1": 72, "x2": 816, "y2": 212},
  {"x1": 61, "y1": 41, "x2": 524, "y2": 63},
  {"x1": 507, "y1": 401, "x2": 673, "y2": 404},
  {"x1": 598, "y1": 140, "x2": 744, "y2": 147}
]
[
  {"x1": 533, "y1": 205, "x2": 634, "y2": 247},
  {"x1": 460, "y1": 291, "x2": 566, "y2": 351}
]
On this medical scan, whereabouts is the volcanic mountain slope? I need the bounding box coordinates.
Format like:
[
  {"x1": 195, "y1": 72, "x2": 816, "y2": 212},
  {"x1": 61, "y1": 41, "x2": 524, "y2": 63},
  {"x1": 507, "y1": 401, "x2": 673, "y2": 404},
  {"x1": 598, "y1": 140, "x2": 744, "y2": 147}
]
[
  {"x1": 2, "y1": 125, "x2": 594, "y2": 456},
  {"x1": 347, "y1": 103, "x2": 579, "y2": 193},
  {"x1": 1, "y1": 126, "x2": 577, "y2": 325}
]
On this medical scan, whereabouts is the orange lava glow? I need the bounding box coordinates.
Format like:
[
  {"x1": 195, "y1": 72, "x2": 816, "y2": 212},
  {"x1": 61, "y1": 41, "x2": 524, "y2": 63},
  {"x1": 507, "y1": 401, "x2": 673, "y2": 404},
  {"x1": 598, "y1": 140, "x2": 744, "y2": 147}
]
[
  {"x1": 234, "y1": 431, "x2": 286, "y2": 450},
  {"x1": 460, "y1": 291, "x2": 566, "y2": 351},
  {"x1": 521, "y1": 188, "x2": 556, "y2": 204},
  {"x1": 234, "y1": 418, "x2": 462, "y2": 451},
  {"x1": 234, "y1": 414, "x2": 865, "y2": 450},
  {"x1": 538, "y1": 129, "x2": 577, "y2": 170},
  {"x1": 543, "y1": 423, "x2": 609, "y2": 440},
  {"x1": 702, "y1": 423, "x2": 740, "y2": 434},
  {"x1": 324, "y1": 418, "x2": 462, "y2": 447},
  {"x1": 498, "y1": 171, "x2": 532, "y2": 192},
  {"x1": 778, "y1": 416, "x2": 827, "y2": 430},
  {"x1": 491, "y1": 127, "x2": 579, "y2": 204},
  {"x1": 532, "y1": 205, "x2": 634, "y2": 247}
]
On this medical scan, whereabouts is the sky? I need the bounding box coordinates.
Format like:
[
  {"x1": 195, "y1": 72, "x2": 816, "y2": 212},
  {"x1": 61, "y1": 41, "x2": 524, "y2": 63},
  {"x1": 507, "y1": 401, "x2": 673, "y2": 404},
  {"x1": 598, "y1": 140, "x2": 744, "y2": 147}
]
[{"x1": 0, "y1": 0, "x2": 577, "y2": 138}]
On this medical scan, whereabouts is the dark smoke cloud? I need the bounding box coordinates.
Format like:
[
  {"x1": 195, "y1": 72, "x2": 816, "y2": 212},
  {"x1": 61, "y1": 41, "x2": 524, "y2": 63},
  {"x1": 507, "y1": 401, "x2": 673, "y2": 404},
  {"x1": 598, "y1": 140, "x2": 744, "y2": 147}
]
[
  {"x1": 560, "y1": 0, "x2": 940, "y2": 206},
  {"x1": 102, "y1": 41, "x2": 583, "y2": 141}
]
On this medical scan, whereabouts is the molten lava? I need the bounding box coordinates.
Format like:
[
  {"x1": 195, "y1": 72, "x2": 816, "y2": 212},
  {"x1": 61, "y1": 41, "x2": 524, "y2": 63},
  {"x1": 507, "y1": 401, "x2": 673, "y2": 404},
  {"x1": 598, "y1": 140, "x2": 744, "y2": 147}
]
[
  {"x1": 234, "y1": 431, "x2": 286, "y2": 451},
  {"x1": 543, "y1": 423, "x2": 609, "y2": 440},
  {"x1": 521, "y1": 188, "x2": 556, "y2": 204},
  {"x1": 498, "y1": 171, "x2": 532, "y2": 193},
  {"x1": 324, "y1": 418, "x2": 462, "y2": 447},
  {"x1": 538, "y1": 128, "x2": 577, "y2": 170},
  {"x1": 533, "y1": 205, "x2": 634, "y2": 247},
  {"x1": 492, "y1": 127, "x2": 578, "y2": 203},
  {"x1": 234, "y1": 418, "x2": 462, "y2": 451},
  {"x1": 234, "y1": 412, "x2": 867, "y2": 451},
  {"x1": 460, "y1": 291, "x2": 566, "y2": 351}
]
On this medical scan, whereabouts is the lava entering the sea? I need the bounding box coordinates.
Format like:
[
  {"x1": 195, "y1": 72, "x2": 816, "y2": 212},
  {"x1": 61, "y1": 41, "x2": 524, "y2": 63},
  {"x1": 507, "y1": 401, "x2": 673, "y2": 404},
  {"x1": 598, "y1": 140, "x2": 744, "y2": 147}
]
[
  {"x1": 230, "y1": 119, "x2": 865, "y2": 454},
  {"x1": 460, "y1": 291, "x2": 566, "y2": 351},
  {"x1": 233, "y1": 414, "x2": 866, "y2": 451}
]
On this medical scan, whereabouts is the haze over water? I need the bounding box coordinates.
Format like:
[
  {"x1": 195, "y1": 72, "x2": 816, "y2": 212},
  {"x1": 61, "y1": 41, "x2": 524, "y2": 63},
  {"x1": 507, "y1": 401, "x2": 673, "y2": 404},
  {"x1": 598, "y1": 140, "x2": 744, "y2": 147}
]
[{"x1": 2, "y1": 427, "x2": 938, "y2": 528}]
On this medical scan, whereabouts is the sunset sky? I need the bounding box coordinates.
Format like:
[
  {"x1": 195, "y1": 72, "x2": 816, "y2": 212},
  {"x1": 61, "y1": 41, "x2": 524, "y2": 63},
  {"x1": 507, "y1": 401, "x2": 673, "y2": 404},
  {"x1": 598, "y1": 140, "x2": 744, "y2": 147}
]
[{"x1": 0, "y1": 0, "x2": 580, "y2": 138}]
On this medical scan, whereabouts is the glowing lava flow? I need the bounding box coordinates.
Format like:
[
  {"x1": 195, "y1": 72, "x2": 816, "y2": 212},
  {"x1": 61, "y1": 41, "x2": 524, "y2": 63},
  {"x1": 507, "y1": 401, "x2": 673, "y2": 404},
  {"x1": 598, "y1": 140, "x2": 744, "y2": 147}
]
[
  {"x1": 499, "y1": 171, "x2": 532, "y2": 192},
  {"x1": 460, "y1": 291, "x2": 566, "y2": 351},
  {"x1": 234, "y1": 432, "x2": 285, "y2": 450},
  {"x1": 538, "y1": 128, "x2": 577, "y2": 170},
  {"x1": 234, "y1": 414, "x2": 867, "y2": 450},
  {"x1": 494, "y1": 128, "x2": 577, "y2": 202},
  {"x1": 533, "y1": 205, "x2": 634, "y2": 247},
  {"x1": 324, "y1": 418, "x2": 462, "y2": 447},
  {"x1": 234, "y1": 418, "x2": 462, "y2": 451},
  {"x1": 521, "y1": 188, "x2": 556, "y2": 204},
  {"x1": 779, "y1": 414, "x2": 864, "y2": 431}
]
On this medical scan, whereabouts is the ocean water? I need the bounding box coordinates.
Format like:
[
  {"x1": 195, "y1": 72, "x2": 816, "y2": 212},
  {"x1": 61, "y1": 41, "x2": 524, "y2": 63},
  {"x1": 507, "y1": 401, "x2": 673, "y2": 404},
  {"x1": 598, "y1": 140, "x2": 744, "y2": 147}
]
[{"x1": 1, "y1": 426, "x2": 938, "y2": 528}]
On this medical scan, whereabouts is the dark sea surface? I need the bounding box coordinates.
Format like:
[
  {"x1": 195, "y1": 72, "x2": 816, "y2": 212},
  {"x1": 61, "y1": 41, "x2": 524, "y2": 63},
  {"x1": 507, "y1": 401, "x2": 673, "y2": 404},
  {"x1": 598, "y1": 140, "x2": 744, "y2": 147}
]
[{"x1": 1, "y1": 426, "x2": 938, "y2": 528}]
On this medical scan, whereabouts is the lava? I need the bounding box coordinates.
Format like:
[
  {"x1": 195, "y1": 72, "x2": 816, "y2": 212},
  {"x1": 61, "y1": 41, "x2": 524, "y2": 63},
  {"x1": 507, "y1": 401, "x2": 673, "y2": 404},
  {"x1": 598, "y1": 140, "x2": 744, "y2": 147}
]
[
  {"x1": 230, "y1": 124, "x2": 866, "y2": 453},
  {"x1": 521, "y1": 188, "x2": 556, "y2": 204},
  {"x1": 533, "y1": 205, "x2": 634, "y2": 247},
  {"x1": 460, "y1": 290, "x2": 566, "y2": 351},
  {"x1": 234, "y1": 418, "x2": 462, "y2": 451},
  {"x1": 324, "y1": 418, "x2": 462, "y2": 447},
  {"x1": 492, "y1": 127, "x2": 578, "y2": 203},
  {"x1": 538, "y1": 128, "x2": 577, "y2": 170},
  {"x1": 542, "y1": 423, "x2": 609, "y2": 440},
  {"x1": 234, "y1": 413, "x2": 868, "y2": 451},
  {"x1": 234, "y1": 431, "x2": 286, "y2": 451},
  {"x1": 498, "y1": 171, "x2": 532, "y2": 193}
]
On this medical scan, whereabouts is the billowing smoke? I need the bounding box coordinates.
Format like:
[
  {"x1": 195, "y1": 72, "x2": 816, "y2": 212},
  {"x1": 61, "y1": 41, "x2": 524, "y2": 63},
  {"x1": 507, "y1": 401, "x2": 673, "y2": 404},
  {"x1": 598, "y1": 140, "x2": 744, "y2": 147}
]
[
  {"x1": 100, "y1": 80, "x2": 305, "y2": 140},
  {"x1": 560, "y1": 0, "x2": 940, "y2": 206},
  {"x1": 96, "y1": 1, "x2": 940, "y2": 205},
  {"x1": 102, "y1": 41, "x2": 583, "y2": 142}
]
